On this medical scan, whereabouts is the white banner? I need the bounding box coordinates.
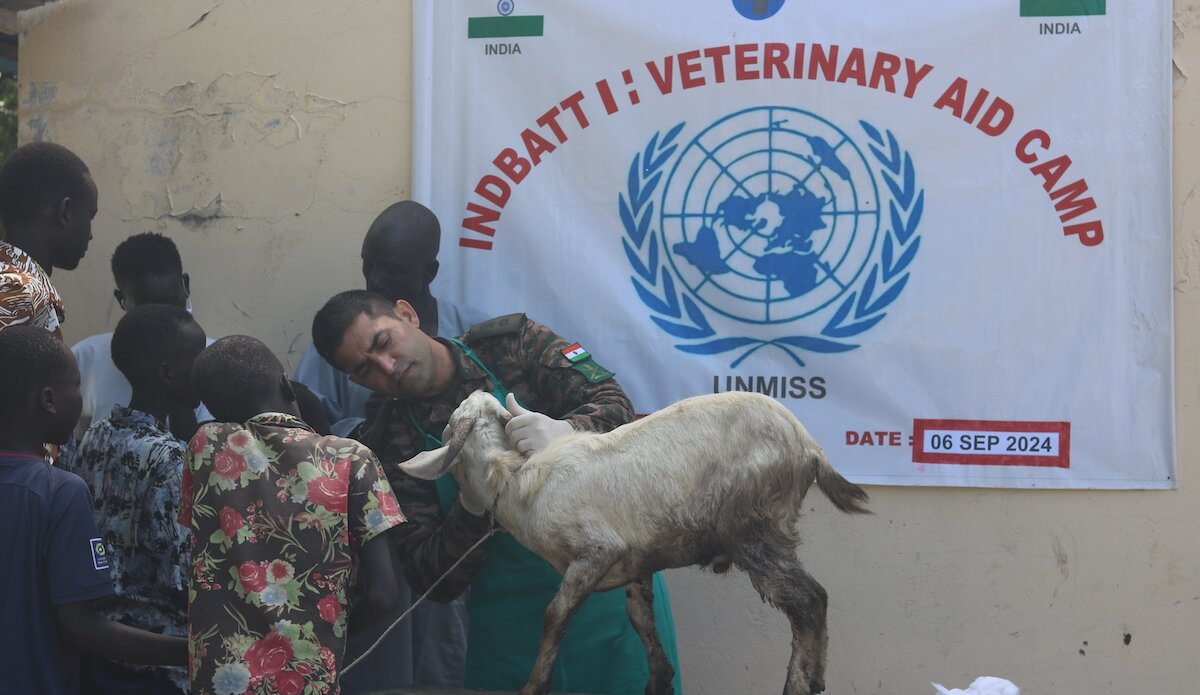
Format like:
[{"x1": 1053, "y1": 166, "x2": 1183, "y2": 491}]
[{"x1": 413, "y1": 0, "x2": 1174, "y2": 489}]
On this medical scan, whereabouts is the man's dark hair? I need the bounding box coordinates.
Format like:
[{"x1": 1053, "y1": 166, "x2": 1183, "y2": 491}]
[
  {"x1": 311, "y1": 290, "x2": 397, "y2": 367},
  {"x1": 111, "y1": 304, "x2": 198, "y2": 385},
  {"x1": 192, "y1": 335, "x2": 286, "y2": 423},
  {"x1": 0, "y1": 326, "x2": 73, "y2": 419},
  {"x1": 0, "y1": 142, "x2": 91, "y2": 232},
  {"x1": 110, "y1": 232, "x2": 183, "y2": 286}
]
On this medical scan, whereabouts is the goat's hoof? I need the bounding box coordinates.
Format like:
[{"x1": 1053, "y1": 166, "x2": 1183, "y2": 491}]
[{"x1": 809, "y1": 676, "x2": 826, "y2": 693}]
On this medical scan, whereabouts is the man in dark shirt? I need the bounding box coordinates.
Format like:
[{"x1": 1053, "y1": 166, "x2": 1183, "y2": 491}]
[{"x1": 311, "y1": 290, "x2": 681, "y2": 694}]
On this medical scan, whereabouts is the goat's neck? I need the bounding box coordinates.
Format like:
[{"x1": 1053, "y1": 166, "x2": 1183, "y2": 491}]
[
  {"x1": 454, "y1": 423, "x2": 522, "y2": 514},
  {"x1": 487, "y1": 451, "x2": 545, "y2": 535}
]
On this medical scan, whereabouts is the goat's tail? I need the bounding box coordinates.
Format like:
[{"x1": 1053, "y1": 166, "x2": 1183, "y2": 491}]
[{"x1": 814, "y1": 450, "x2": 871, "y2": 514}]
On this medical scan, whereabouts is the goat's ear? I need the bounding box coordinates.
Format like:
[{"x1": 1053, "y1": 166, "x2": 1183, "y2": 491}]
[{"x1": 398, "y1": 447, "x2": 450, "y2": 480}]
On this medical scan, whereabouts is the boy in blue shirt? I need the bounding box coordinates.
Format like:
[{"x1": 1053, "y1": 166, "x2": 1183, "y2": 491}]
[{"x1": 0, "y1": 326, "x2": 186, "y2": 694}]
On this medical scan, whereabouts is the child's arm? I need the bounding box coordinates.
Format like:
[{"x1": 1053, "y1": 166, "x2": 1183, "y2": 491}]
[
  {"x1": 344, "y1": 441, "x2": 405, "y2": 634},
  {"x1": 45, "y1": 471, "x2": 183, "y2": 665},
  {"x1": 54, "y1": 599, "x2": 186, "y2": 665},
  {"x1": 348, "y1": 532, "x2": 399, "y2": 636}
]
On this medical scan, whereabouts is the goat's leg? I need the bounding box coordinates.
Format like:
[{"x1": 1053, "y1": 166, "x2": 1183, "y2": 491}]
[
  {"x1": 737, "y1": 544, "x2": 829, "y2": 695},
  {"x1": 518, "y1": 550, "x2": 620, "y2": 695},
  {"x1": 625, "y1": 575, "x2": 675, "y2": 695}
]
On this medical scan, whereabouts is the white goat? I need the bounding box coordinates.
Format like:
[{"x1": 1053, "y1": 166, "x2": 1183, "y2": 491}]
[{"x1": 400, "y1": 390, "x2": 870, "y2": 695}]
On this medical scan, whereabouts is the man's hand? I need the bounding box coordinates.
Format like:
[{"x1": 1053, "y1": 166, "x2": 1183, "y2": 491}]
[{"x1": 504, "y1": 393, "x2": 574, "y2": 455}]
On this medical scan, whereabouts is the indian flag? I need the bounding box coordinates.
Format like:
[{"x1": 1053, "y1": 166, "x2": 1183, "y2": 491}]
[
  {"x1": 1020, "y1": 0, "x2": 1105, "y2": 16},
  {"x1": 561, "y1": 343, "x2": 590, "y2": 363},
  {"x1": 467, "y1": 15, "x2": 544, "y2": 38}
]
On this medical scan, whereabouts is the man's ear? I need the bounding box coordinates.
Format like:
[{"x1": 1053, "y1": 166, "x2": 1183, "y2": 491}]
[
  {"x1": 113, "y1": 288, "x2": 127, "y2": 310},
  {"x1": 182, "y1": 273, "x2": 191, "y2": 296},
  {"x1": 392, "y1": 299, "x2": 420, "y2": 326},
  {"x1": 56, "y1": 195, "x2": 72, "y2": 227},
  {"x1": 424, "y1": 259, "x2": 440, "y2": 285}
]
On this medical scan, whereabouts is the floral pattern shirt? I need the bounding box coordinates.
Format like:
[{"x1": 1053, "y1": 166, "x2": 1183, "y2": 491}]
[
  {"x1": 180, "y1": 413, "x2": 405, "y2": 695},
  {"x1": 67, "y1": 405, "x2": 191, "y2": 690},
  {"x1": 0, "y1": 240, "x2": 64, "y2": 338}
]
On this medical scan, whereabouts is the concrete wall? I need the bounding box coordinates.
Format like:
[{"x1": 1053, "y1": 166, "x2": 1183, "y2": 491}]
[
  {"x1": 19, "y1": 1, "x2": 1199, "y2": 693},
  {"x1": 19, "y1": 0, "x2": 411, "y2": 368}
]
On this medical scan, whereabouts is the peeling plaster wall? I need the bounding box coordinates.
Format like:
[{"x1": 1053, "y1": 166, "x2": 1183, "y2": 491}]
[
  {"x1": 16, "y1": 1, "x2": 1200, "y2": 693},
  {"x1": 18, "y1": 0, "x2": 410, "y2": 366}
]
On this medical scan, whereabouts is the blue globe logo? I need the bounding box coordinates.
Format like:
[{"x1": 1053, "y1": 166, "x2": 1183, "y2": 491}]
[
  {"x1": 621, "y1": 110, "x2": 921, "y2": 366},
  {"x1": 732, "y1": 0, "x2": 787, "y2": 20},
  {"x1": 659, "y1": 107, "x2": 880, "y2": 325}
]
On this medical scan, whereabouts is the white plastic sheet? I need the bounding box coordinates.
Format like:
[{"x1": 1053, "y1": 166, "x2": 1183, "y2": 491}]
[{"x1": 413, "y1": 0, "x2": 1174, "y2": 488}]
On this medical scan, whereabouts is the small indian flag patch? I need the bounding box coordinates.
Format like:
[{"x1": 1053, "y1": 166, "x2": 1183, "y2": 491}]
[{"x1": 560, "y1": 343, "x2": 590, "y2": 363}]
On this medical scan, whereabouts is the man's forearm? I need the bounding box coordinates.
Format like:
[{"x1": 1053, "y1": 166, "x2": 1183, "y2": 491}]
[
  {"x1": 387, "y1": 471, "x2": 492, "y2": 601},
  {"x1": 395, "y1": 498, "x2": 491, "y2": 602}
]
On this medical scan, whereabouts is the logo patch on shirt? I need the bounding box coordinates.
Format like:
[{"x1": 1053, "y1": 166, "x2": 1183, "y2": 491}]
[
  {"x1": 90, "y1": 538, "x2": 109, "y2": 570},
  {"x1": 571, "y1": 359, "x2": 615, "y2": 384},
  {"x1": 560, "y1": 343, "x2": 591, "y2": 363}
]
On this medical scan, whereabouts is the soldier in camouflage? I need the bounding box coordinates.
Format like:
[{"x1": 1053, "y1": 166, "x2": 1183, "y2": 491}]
[{"x1": 311, "y1": 289, "x2": 683, "y2": 695}]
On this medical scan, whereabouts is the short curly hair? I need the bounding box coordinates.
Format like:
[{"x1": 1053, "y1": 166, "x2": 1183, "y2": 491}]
[
  {"x1": 192, "y1": 335, "x2": 286, "y2": 423},
  {"x1": 111, "y1": 304, "x2": 201, "y2": 386},
  {"x1": 0, "y1": 142, "x2": 91, "y2": 232},
  {"x1": 110, "y1": 233, "x2": 183, "y2": 286},
  {"x1": 0, "y1": 326, "x2": 74, "y2": 419}
]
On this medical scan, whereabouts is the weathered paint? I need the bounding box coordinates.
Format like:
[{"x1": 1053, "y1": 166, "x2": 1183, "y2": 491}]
[{"x1": 18, "y1": 0, "x2": 412, "y2": 370}]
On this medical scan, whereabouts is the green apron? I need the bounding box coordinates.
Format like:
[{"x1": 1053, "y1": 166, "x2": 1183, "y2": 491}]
[{"x1": 414, "y1": 340, "x2": 682, "y2": 694}]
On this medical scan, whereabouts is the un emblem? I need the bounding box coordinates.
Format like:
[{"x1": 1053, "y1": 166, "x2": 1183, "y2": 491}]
[
  {"x1": 620, "y1": 107, "x2": 923, "y2": 367},
  {"x1": 732, "y1": 0, "x2": 786, "y2": 20}
]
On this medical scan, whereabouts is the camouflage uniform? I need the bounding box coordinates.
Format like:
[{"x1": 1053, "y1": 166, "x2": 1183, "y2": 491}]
[{"x1": 359, "y1": 313, "x2": 635, "y2": 600}]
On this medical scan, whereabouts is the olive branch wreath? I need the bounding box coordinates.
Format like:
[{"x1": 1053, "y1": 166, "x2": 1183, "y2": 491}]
[{"x1": 621, "y1": 118, "x2": 922, "y2": 368}]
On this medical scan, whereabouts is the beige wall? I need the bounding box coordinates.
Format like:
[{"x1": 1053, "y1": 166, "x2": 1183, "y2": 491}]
[
  {"x1": 19, "y1": 1, "x2": 1199, "y2": 693},
  {"x1": 19, "y1": 0, "x2": 411, "y2": 368}
]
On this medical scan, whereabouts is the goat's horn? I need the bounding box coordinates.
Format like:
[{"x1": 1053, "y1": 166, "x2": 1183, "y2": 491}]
[{"x1": 437, "y1": 414, "x2": 477, "y2": 477}]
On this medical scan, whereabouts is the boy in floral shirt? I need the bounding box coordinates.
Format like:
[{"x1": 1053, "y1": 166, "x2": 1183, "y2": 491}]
[{"x1": 180, "y1": 336, "x2": 404, "y2": 695}]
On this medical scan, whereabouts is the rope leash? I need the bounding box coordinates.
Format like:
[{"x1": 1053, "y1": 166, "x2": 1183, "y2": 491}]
[{"x1": 341, "y1": 519, "x2": 498, "y2": 676}]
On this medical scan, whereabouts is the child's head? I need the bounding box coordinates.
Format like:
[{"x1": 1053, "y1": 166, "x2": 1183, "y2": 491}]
[
  {"x1": 110, "y1": 232, "x2": 190, "y2": 310},
  {"x1": 0, "y1": 327, "x2": 81, "y2": 444},
  {"x1": 112, "y1": 304, "x2": 206, "y2": 409},
  {"x1": 192, "y1": 335, "x2": 297, "y2": 423}
]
